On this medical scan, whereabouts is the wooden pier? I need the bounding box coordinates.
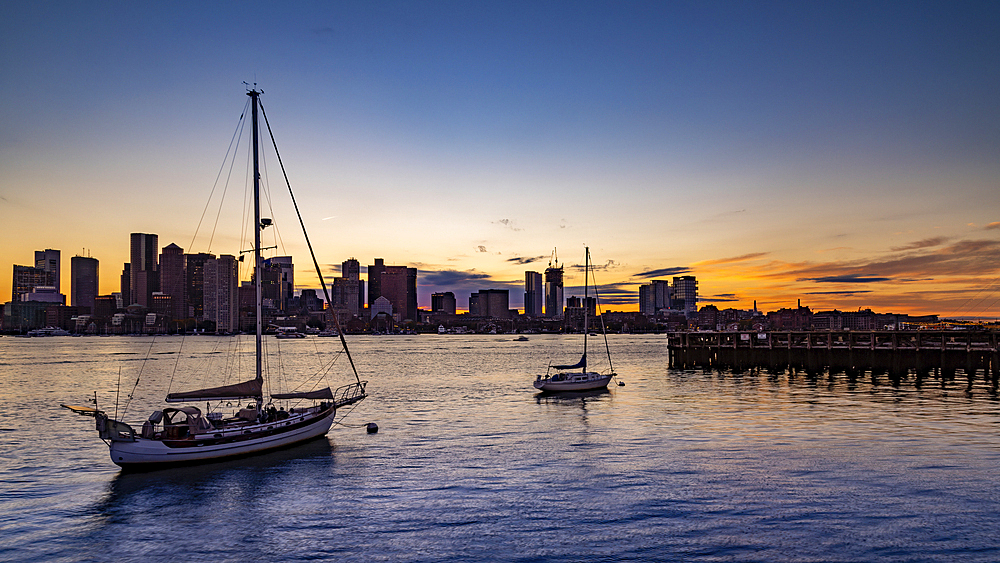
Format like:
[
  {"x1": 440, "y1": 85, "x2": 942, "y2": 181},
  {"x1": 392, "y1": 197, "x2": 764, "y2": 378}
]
[{"x1": 667, "y1": 330, "x2": 1000, "y2": 384}]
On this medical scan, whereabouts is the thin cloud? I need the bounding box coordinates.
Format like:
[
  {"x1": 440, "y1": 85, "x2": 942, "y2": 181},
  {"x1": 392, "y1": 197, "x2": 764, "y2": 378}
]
[
  {"x1": 986, "y1": 222, "x2": 1000, "y2": 230},
  {"x1": 804, "y1": 290, "x2": 875, "y2": 295},
  {"x1": 890, "y1": 237, "x2": 949, "y2": 252},
  {"x1": 696, "y1": 252, "x2": 769, "y2": 266},
  {"x1": 493, "y1": 219, "x2": 522, "y2": 231},
  {"x1": 507, "y1": 255, "x2": 547, "y2": 265},
  {"x1": 635, "y1": 266, "x2": 690, "y2": 278},
  {"x1": 800, "y1": 275, "x2": 892, "y2": 283}
]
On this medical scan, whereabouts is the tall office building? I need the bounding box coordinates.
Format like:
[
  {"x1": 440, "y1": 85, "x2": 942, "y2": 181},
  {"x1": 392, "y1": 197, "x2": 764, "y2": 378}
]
[
  {"x1": 431, "y1": 292, "x2": 457, "y2": 315},
  {"x1": 204, "y1": 254, "x2": 238, "y2": 333},
  {"x1": 12, "y1": 265, "x2": 55, "y2": 301},
  {"x1": 639, "y1": 279, "x2": 672, "y2": 316},
  {"x1": 332, "y1": 258, "x2": 363, "y2": 316},
  {"x1": 130, "y1": 233, "x2": 158, "y2": 307},
  {"x1": 368, "y1": 258, "x2": 417, "y2": 322},
  {"x1": 469, "y1": 289, "x2": 509, "y2": 318},
  {"x1": 544, "y1": 261, "x2": 564, "y2": 318},
  {"x1": 70, "y1": 255, "x2": 99, "y2": 312},
  {"x1": 34, "y1": 249, "x2": 60, "y2": 293},
  {"x1": 263, "y1": 256, "x2": 294, "y2": 313},
  {"x1": 342, "y1": 258, "x2": 360, "y2": 281},
  {"x1": 185, "y1": 252, "x2": 214, "y2": 319},
  {"x1": 524, "y1": 271, "x2": 543, "y2": 317},
  {"x1": 159, "y1": 243, "x2": 186, "y2": 320},
  {"x1": 673, "y1": 275, "x2": 698, "y2": 317}
]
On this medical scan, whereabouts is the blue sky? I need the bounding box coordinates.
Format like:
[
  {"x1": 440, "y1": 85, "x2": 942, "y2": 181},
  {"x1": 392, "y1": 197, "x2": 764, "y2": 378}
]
[{"x1": 2, "y1": 1, "x2": 999, "y2": 316}]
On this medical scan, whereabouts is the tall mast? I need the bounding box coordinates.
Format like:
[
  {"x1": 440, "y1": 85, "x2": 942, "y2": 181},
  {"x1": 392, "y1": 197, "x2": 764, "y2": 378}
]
[
  {"x1": 582, "y1": 246, "x2": 589, "y2": 372},
  {"x1": 249, "y1": 88, "x2": 263, "y2": 383}
]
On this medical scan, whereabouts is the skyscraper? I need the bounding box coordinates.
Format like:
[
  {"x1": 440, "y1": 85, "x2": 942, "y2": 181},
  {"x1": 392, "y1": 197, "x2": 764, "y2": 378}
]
[
  {"x1": 34, "y1": 249, "x2": 60, "y2": 293},
  {"x1": 524, "y1": 271, "x2": 543, "y2": 317},
  {"x1": 263, "y1": 256, "x2": 294, "y2": 313},
  {"x1": 673, "y1": 275, "x2": 698, "y2": 317},
  {"x1": 204, "y1": 254, "x2": 238, "y2": 333},
  {"x1": 159, "y1": 243, "x2": 186, "y2": 320},
  {"x1": 130, "y1": 233, "x2": 158, "y2": 307},
  {"x1": 185, "y1": 252, "x2": 214, "y2": 319},
  {"x1": 368, "y1": 258, "x2": 417, "y2": 322},
  {"x1": 544, "y1": 261, "x2": 564, "y2": 319},
  {"x1": 639, "y1": 279, "x2": 672, "y2": 316},
  {"x1": 431, "y1": 292, "x2": 457, "y2": 314},
  {"x1": 70, "y1": 255, "x2": 99, "y2": 312},
  {"x1": 12, "y1": 264, "x2": 54, "y2": 301},
  {"x1": 469, "y1": 289, "x2": 509, "y2": 318}
]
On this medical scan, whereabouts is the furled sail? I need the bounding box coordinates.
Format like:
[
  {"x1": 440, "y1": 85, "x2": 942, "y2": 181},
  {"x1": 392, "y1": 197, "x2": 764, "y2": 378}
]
[
  {"x1": 553, "y1": 354, "x2": 587, "y2": 370},
  {"x1": 271, "y1": 387, "x2": 334, "y2": 400},
  {"x1": 165, "y1": 378, "x2": 263, "y2": 403}
]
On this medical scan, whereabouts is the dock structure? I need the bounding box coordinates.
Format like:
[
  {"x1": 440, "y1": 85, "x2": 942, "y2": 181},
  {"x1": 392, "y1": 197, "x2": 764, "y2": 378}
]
[{"x1": 667, "y1": 330, "x2": 1000, "y2": 385}]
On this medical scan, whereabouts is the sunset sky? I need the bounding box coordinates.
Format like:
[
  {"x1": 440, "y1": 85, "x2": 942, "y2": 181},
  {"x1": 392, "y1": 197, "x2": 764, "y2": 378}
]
[{"x1": 3, "y1": 1, "x2": 999, "y2": 318}]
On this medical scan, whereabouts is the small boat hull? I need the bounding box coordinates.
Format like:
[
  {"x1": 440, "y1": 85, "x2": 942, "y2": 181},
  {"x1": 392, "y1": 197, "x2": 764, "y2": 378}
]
[
  {"x1": 108, "y1": 407, "x2": 336, "y2": 469},
  {"x1": 534, "y1": 372, "x2": 614, "y2": 392}
]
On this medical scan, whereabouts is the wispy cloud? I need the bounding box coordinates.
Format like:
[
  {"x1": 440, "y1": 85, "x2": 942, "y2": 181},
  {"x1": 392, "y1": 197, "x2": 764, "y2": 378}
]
[
  {"x1": 890, "y1": 237, "x2": 949, "y2": 252},
  {"x1": 804, "y1": 290, "x2": 874, "y2": 296},
  {"x1": 799, "y1": 275, "x2": 892, "y2": 283},
  {"x1": 986, "y1": 222, "x2": 1000, "y2": 230},
  {"x1": 493, "y1": 218, "x2": 522, "y2": 231},
  {"x1": 696, "y1": 252, "x2": 769, "y2": 266},
  {"x1": 635, "y1": 266, "x2": 690, "y2": 278},
  {"x1": 507, "y1": 255, "x2": 547, "y2": 265}
]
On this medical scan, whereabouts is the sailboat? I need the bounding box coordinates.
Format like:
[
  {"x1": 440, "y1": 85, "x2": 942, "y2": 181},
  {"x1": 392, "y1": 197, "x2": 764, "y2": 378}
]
[
  {"x1": 90, "y1": 88, "x2": 367, "y2": 469},
  {"x1": 534, "y1": 247, "x2": 616, "y2": 392}
]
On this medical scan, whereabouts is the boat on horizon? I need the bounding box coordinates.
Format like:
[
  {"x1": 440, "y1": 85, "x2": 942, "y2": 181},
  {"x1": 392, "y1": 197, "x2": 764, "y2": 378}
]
[
  {"x1": 534, "y1": 247, "x2": 617, "y2": 392},
  {"x1": 80, "y1": 87, "x2": 368, "y2": 469}
]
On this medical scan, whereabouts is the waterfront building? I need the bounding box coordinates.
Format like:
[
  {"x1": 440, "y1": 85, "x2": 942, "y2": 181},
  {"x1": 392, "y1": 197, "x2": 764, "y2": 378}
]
[
  {"x1": 12, "y1": 265, "x2": 55, "y2": 302},
  {"x1": 184, "y1": 252, "x2": 214, "y2": 319},
  {"x1": 129, "y1": 233, "x2": 158, "y2": 307},
  {"x1": 120, "y1": 264, "x2": 130, "y2": 305},
  {"x1": 368, "y1": 258, "x2": 417, "y2": 322},
  {"x1": 34, "y1": 249, "x2": 60, "y2": 293},
  {"x1": 23, "y1": 286, "x2": 64, "y2": 304},
  {"x1": 204, "y1": 254, "x2": 238, "y2": 333},
  {"x1": 469, "y1": 289, "x2": 510, "y2": 318},
  {"x1": 159, "y1": 243, "x2": 186, "y2": 320},
  {"x1": 639, "y1": 279, "x2": 672, "y2": 316},
  {"x1": 264, "y1": 256, "x2": 295, "y2": 313},
  {"x1": 70, "y1": 255, "x2": 99, "y2": 313},
  {"x1": 672, "y1": 275, "x2": 698, "y2": 318},
  {"x1": 524, "y1": 271, "x2": 543, "y2": 317},
  {"x1": 544, "y1": 261, "x2": 564, "y2": 319},
  {"x1": 431, "y1": 292, "x2": 457, "y2": 315}
]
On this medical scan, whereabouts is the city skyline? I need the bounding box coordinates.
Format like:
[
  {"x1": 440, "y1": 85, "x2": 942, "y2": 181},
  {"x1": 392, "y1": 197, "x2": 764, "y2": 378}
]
[{"x1": 2, "y1": 2, "x2": 998, "y2": 318}]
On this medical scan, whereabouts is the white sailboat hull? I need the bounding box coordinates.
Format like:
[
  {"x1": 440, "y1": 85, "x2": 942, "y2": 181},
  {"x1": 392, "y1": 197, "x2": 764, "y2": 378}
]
[
  {"x1": 108, "y1": 408, "x2": 336, "y2": 468},
  {"x1": 534, "y1": 372, "x2": 614, "y2": 392}
]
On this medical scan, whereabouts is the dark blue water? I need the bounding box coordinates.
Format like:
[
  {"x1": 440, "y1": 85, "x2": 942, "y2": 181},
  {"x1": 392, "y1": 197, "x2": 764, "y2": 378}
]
[{"x1": 2, "y1": 335, "x2": 1000, "y2": 562}]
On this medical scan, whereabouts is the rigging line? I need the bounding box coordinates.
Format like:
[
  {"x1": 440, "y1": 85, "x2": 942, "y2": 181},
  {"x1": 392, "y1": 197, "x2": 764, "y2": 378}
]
[
  {"x1": 259, "y1": 99, "x2": 363, "y2": 385},
  {"x1": 588, "y1": 259, "x2": 615, "y2": 374},
  {"x1": 122, "y1": 335, "x2": 158, "y2": 420},
  {"x1": 257, "y1": 143, "x2": 288, "y2": 257},
  {"x1": 189, "y1": 97, "x2": 250, "y2": 252},
  {"x1": 207, "y1": 112, "x2": 248, "y2": 252},
  {"x1": 947, "y1": 274, "x2": 1000, "y2": 318},
  {"x1": 165, "y1": 332, "x2": 189, "y2": 397}
]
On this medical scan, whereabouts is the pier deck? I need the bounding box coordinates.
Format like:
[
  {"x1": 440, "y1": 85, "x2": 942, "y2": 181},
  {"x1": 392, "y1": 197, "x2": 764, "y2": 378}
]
[{"x1": 667, "y1": 330, "x2": 1000, "y2": 383}]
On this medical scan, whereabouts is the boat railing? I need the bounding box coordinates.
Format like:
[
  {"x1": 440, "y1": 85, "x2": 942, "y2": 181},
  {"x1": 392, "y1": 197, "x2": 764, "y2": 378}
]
[{"x1": 333, "y1": 381, "x2": 368, "y2": 408}]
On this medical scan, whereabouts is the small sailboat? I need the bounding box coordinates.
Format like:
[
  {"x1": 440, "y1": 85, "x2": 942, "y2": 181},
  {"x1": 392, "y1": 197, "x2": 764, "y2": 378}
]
[
  {"x1": 534, "y1": 247, "x2": 616, "y2": 392},
  {"x1": 90, "y1": 88, "x2": 367, "y2": 469}
]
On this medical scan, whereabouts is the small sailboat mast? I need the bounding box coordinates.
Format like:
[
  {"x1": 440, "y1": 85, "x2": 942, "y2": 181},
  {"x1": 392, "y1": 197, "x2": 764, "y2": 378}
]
[
  {"x1": 582, "y1": 246, "x2": 589, "y2": 373},
  {"x1": 250, "y1": 88, "x2": 264, "y2": 385}
]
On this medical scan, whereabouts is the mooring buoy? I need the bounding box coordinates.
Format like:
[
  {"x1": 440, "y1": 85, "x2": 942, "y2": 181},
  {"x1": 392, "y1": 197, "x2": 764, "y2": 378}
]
[{"x1": 366, "y1": 422, "x2": 379, "y2": 434}]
